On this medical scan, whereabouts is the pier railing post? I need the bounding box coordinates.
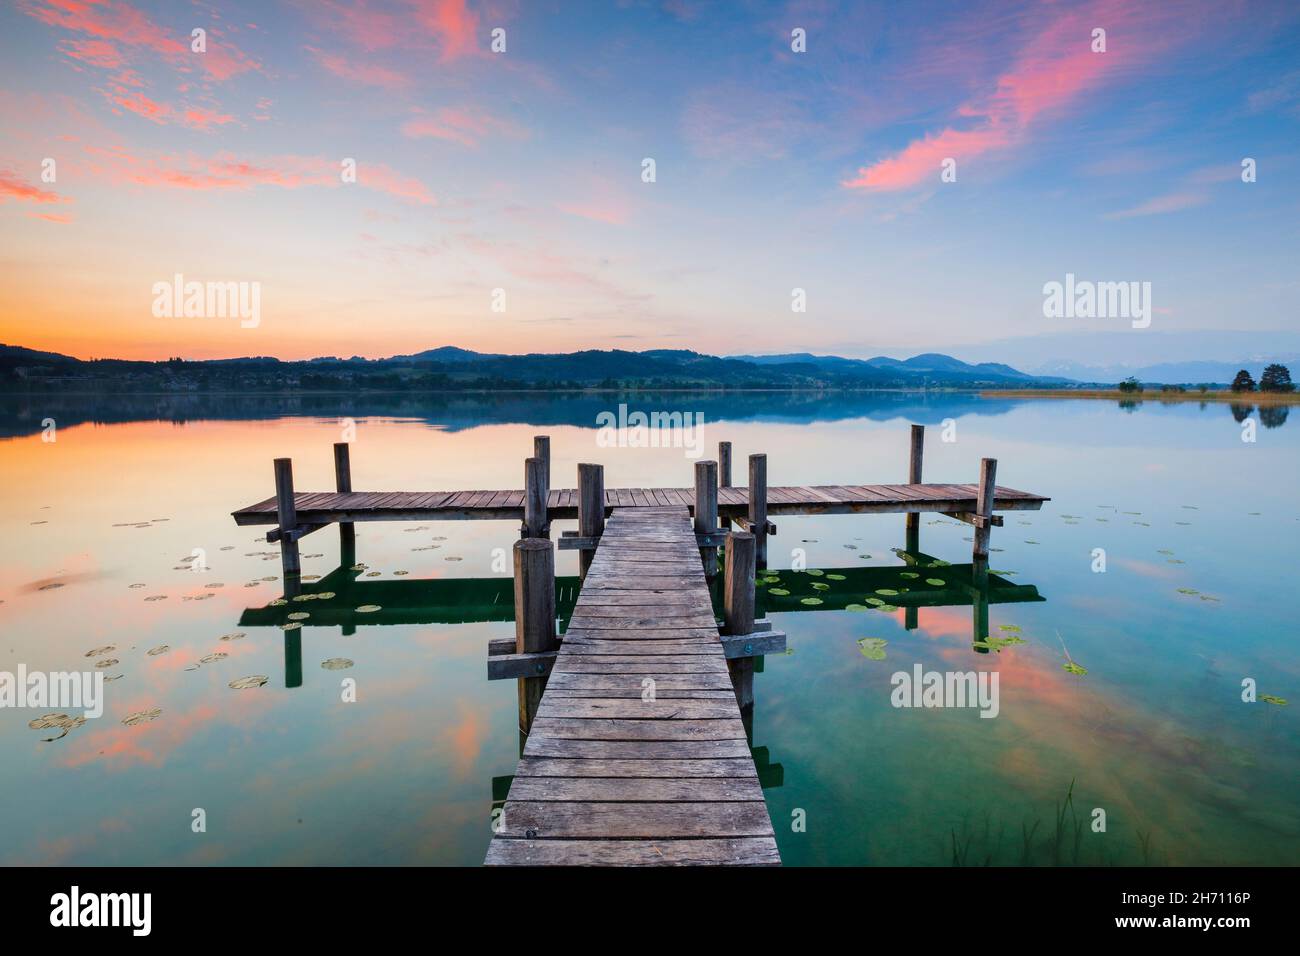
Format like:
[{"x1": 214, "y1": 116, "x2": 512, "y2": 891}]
[
  {"x1": 273, "y1": 458, "x2": 301, "y2": 580},
  {"x1": 748, "y1": 453, "x2": 768, "y2": 569},
  {"x1": 723, "y1": 531, "x2": 756, "y2": 713},
  {"x1": 906, "y1": 424, "x2": 924, "y2": 543},
  {"x1": 514, "y1": 537, "x2": 557, "y2": 733},
  {"x1": 577, "y1": 463, "x2": 604, "y2": 578},
  {"x1": 524, "y1": 455, "x2": 548, "y2": 539},
  {"x1": 694, "y1": 459, "x2": 719, "y2": 577},
  {"x1": 533, "y1": 435, "x2": 550, "y2": 490},
  {"x1": 333, "y1": 442, "x2": 355, "y2": 563},
  {"x1": 972, "y1": 457, "x2": 997, "y2": 561}
]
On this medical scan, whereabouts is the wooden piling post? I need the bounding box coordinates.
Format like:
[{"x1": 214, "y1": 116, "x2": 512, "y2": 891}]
[
  {"x1": 972, "y1": 457, "x2": 997, "y2": 561},
  {"x1": 694, "y1": 459, "x2": 719, "y2": 577},
  {"x1": 906, "y1": 424, "x2": 924, "y2": 539},
  {"x1": 523, "y1": 455, "x2": 548, "y2": 539},
  {"x1": 533, "y1": 435, "x2": 550, "y2": 489},
  {"x1": 723, "y1": 531, "x2": 756, "y2": 712},
  {"x1": 577, "y1": 463, "x2": 604, "y2": 578},
  {"x1": 273, "y1": 458, "x2": 300, "y2": 579},
  {"x1": 748, "y1": 453, "x2": 768, "y2": 569},
  {"x1": 514, "y1": 537, "x2": 557, "y2": 733},
  {"x1": 333, "y1": 442, "x2": 355, "y2": 561},
  {"x1": 718, "y1": 441, "x2": 732, "y2": 530},
  {"x1": 971, "y1": 561, "x2": 991, "y2": 654}
]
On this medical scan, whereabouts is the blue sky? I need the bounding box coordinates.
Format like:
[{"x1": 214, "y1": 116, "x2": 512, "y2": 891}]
[{"x1": 1, "y1": 0, "x2": 1298, "y2": 365}]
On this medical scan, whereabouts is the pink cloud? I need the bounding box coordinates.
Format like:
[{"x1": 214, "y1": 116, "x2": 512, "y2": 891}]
[
  {"x1": 1103, "y1": 191, "x2": 1207, "y2": 219},
  {"x1": 843, "y1": 0, "x2": 1201, "y2": 192},
  {"x1": 401, "y1": 107, "x2": 526, "y2": 147},
  {"x1": 0, "y1": 169, "x2": 68, "y2": 204},
  {"x1": 87, "y1": 148, "x2": 436, "y2": 205},
  {"x1": 305, "y1": 45, "x2": 411, "y2": 90},
  {"x1": 20, "y1": 0, "x2": 260, "y2": 82}
]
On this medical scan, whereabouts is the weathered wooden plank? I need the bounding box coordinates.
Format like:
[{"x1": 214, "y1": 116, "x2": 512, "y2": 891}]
[
  {"x1": 503, "y1": 775, "x2": 765, "y2": 801},
  {"x1": 497, "y1": 801, "x2": 773, "y2": 838},
  {"x1": 535, "y1": 697, "x2": 741, "y2": 719},
  {"x1": 485, "y1": 837, "x2": 780, "y2": 867},
  {"x1": 515, "y1": 756, "x2": 759, "y2": 777},
  {"x1": 521, "y1": 737, "x2": 753, "y2": 759},
  {"x1": 527, "y1": 717, "x2": 747, "y2": 741}
]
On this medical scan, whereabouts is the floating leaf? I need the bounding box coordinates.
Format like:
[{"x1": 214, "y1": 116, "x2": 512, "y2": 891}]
[
  {"x1": 805, "y1": 569, "x2": 824, "y2": 577},
  {"x1": 198, "y1": 653, "x2": 228, "y2": 664},
  {"x1": 94, "y1": 658, "x2": 119, "y2": 669},
  {"x1": 355, "y1": 604, "x2": 382, "y2": 613},
  {"x1": 280, "y1": 622, "x2": 303, "y2": 631},
  {"x1": 1062, "y1": 661, "x2": 1088, "y2": 676},
  {"x1": 857, "y1": 637, "x2": 887, "y2": 661},
  {"x1": 865, "y1": 597, "x2": 886, "y2": 606},
  {"x1": 768, "y1": 588, "x2": 790, "y2": 596},
  {"x1": 146, "y1": 645, "x2": 170, "y2": 656},
  {"x1": 287, "y1": 611, "x2": 310, "y2": 621},
  {"x1": 1260, "y1": 695, "x2": 1288, "y2": 706},
  {"x1": 229, "y1": 675, "x2": 269, "y2": 690},
  {"x1": 1176, "y1": 588, "x2": 1199, "y2": 596},
  {"x1": 875, "y1": 589, "x2": 899, "y2": 596},
  {"x1": 925, "y1": 578, "x2": 946, "y2": 586},
  {"x1": 876, "y1": 604, "x2": 898, "y2": 612},
  {"x1": 998, "y1": 624, "x2": 1022, "y2": 633},
  {"x1": 825, "y1": 573, "x2": 846, "y2": 581},
  {"x1": 121, "y1": 708, "x2": 162, "y2": 727},
  {"x1": 800, "y1": 597, "x2": 823, "y2": 606},
  {"x1": 219, "y1": 632, "x2": 246, "y2": 642},
  {"x1": 84, "y1": 645, "x2": 116, "y2": 658},
  {"x1": 811, "y1": 582, "x2": 830, "y2": 591},
  {"x1": 845, "y1": 603, "x2": 870, "y2": 612},
  {"x1": 900, "y1": 572, "x2": 920, "y2": 579},
  {"x1": 321, "y1": 658, "x2": 354, "y2": 671}
]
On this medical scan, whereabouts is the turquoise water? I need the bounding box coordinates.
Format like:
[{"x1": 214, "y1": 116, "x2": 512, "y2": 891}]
[{"x1": 0, "y1": 393, "x2": 1295, "y2": 865}]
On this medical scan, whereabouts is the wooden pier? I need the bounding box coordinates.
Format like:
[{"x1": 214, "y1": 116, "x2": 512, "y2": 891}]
[
  {"x1": 230, "y1": 425, "x2": 1048, "y2": 866},
  {"x1": 485, "y1": 507, "x2": 779, "y2": 865}
]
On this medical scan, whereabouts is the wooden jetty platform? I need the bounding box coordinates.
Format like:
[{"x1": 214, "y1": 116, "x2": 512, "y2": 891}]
[
  {"x1": 230, "y1": 426, "x2": 1049, "y2": 866},
  {"x1": 484, "y1": 506, "x2": 779, "y2": 866}
]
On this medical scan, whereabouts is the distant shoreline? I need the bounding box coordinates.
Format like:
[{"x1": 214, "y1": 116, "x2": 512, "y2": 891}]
[{"x1": 980, "y1": 388, "x2": 1300, "y2": 404}]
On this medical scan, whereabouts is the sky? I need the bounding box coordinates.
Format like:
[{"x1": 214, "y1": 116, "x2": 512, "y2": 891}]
[{"x1": 0, "y1": 0, "x2": 1298, "y2": 365}]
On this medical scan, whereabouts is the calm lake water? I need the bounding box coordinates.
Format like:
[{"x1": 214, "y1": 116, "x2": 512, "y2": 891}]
[{"x1": 1, "y1": 392, "x2": 1296, "y2": 866}]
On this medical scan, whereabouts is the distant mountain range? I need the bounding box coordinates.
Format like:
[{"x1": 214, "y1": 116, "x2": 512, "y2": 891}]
[{"x1": 0, "y1": 342, "x2": 1285, "y2": 392}]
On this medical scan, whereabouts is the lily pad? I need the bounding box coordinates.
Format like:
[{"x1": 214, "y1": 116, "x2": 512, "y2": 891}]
[
  {"x1": 219, "y1": 632, "x2": 246, "y2": 642},
  {"x1": 800, "y1": 597, "x2": 823, "y2": 606},
  {"x1": 287, "y1": 611, "x2": 310, "y2": 621},
  {"x1": 768, "y1": 588, "x2": 790, "y2": 596},
  {"x1": 121, "y1": 708, "x2": 162, "y2": 727},
  {"x1": 229, "y1": 675, "x2": 269, "y2": 690},
  {"x1": 355, "y1": 604, "x2": 382, "y2": 613},
  {"x1": 146, "y1": 645, "x2": 171, "y2": 656},
  {"x1": 845, "y1": 604, "x2": 870, "y2": 612},
  {"x1": 925, "y1": 578, "x2": 946, "y2": 586},
  {"x1": 1062, "y1": 661, "x2": 1087, "y2": 676},
  {"x1": 825, "y1": 573, "x2": 846, "y2": 581},
  {"x1": 811, "y1": 582, "x2": 830, "y2": 591},
  {"x1": 900, "y1": 572, "x2": 920, "y2": 579},
  {"x1": 998, "y1": 624, "x2": 1022, "y2": 633},
  {"x1": 856, "y1": 637, "x2": 887, "y2": 661},
  {"x1": 198, "y1": 653, "x2": 228, "y2": 664},
  {"x1": 321, "y1": 658, "x2": 354, "y2": 671},
  {"x1": 93, "y1": 658, "x2": 119, "y2": 669},
  {"x1": 1260, "y1": 695, "x2": 1288, "y2": 706},
  {"x1": 805, "y1": 569, "x2": 824, "y2": 577},
  {"x1": 875, "y1": 588, "x2": 899, "y2": 596},
  {"x1": 84, "y1": 645, "x2": 116, "y2": 658}
]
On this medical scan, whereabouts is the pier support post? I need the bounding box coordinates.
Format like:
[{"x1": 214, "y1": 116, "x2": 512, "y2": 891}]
[
  {"x1": 718, "y1": 441, "x2": 732, "y2": 530},
  {"x1": 514, "y1": 537, "x2": 557, "y2": 733},
  {"x1": 906, "y1": 424, "x2": 924, "y2": 542},
  {"x1": 523, "y1": 455, "x2": 548, "y2": 539},
  {"x1": 748, "y1": 453, "x2": 768, "y2": 570},
  {"x1": 273, "y1": 458, "x2": 301, "y2": 580},
  {"x1": 577, "y1": 463, "x2": 605, "y2": 579},
  {"x1": 694, "y1": 460, "x2": 719, "y2": 577},
  {"x1": 533, "y1": 435, "x2": 551, "y2": 490},
  {"x1": 723, "y1": 531, "x2": 756, "y2": 713},
  {"x1": 972, "y1": 457, "x2": 997, "y2": 562},
  {"x1": 971, "y1": 561, "x2": 991, "y2": 654},
  {"x1": 333, "y1": 442, "x2": 355, "y2": 565}
]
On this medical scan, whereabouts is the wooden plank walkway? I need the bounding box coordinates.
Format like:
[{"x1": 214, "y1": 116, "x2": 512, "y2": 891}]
[
  {"x1": 484, "y1": 506, "x2": 780, "y2": 866},
  {"x1": 233, "y1": 482, "x2": 1046, "y2": 526}
]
